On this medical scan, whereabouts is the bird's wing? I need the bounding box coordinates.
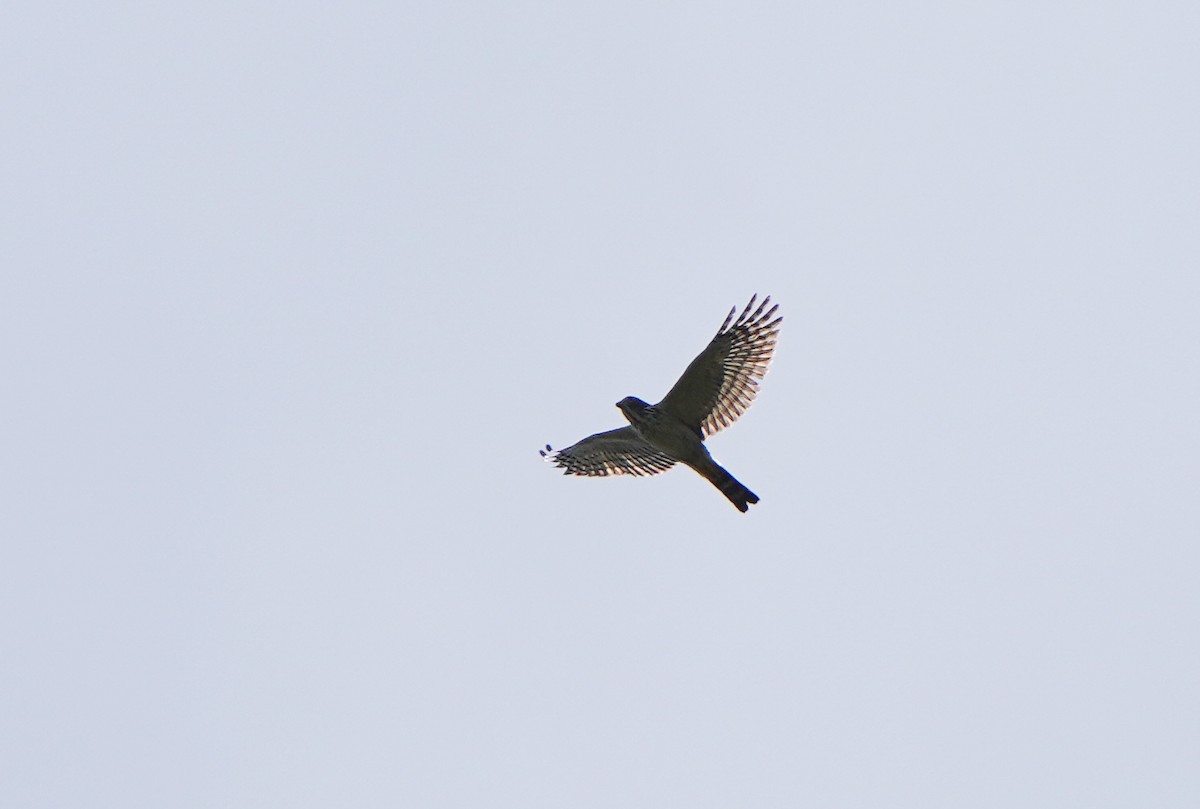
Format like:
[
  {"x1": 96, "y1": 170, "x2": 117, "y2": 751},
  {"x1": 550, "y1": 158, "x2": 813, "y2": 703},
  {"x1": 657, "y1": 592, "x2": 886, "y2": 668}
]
[
  {"x1": 540, "y1": 427, "x2": 676, "y2": 477},
  {"x1": 657, "y1": 294, "x2": 781, "y2": 437}
]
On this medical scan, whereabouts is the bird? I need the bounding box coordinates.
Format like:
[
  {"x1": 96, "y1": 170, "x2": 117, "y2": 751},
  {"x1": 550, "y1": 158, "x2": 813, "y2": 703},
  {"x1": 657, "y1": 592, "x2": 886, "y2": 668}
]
[{"x1": 540, "y1": 294, "x2": 781, "y2": 512}]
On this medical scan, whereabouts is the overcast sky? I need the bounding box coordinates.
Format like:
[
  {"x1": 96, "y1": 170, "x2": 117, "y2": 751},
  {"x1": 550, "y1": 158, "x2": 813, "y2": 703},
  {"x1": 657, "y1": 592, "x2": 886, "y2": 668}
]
[{"x1": 3, "y1": 2, "x2": 1198, "y2": 807}]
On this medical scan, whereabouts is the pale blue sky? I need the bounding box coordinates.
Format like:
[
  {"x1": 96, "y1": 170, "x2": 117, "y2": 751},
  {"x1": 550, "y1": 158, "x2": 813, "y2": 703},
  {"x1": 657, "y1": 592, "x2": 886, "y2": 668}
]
[{"x1": 3, "y1": 2, "x2": 1198, "y2": 807}]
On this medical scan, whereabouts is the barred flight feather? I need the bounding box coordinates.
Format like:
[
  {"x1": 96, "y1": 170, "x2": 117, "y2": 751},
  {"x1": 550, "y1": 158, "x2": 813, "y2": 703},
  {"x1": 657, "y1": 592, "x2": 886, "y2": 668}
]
[
  {"x1": 658, "y1": 293, "x2": 782, "y2": 438},
  {"x1": 540, "y1": 427, "x2": 677, "y2": 478}
]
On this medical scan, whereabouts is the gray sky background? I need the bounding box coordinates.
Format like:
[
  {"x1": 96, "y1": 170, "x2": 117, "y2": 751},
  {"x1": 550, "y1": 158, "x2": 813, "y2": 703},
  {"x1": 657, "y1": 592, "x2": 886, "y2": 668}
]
[{"x1": 3, "y1": 2, "x2": 1198, "y2": 807}]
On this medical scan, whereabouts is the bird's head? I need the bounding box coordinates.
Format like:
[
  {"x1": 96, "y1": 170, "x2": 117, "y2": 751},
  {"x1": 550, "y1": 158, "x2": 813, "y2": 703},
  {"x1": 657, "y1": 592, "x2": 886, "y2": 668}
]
[{"x1": 615, "y1": 396, "x2": 650, "y2": 421}]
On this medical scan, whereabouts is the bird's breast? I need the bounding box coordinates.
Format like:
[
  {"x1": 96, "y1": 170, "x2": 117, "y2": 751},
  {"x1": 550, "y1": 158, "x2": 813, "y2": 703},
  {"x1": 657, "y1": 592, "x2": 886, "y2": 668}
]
[{"x1": 630, "y1": 410, "x2": 708, "y2": 463}]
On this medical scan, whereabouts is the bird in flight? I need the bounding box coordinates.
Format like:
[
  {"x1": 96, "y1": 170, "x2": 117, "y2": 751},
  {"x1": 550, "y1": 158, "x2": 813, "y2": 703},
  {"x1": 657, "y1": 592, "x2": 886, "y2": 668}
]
[{"x1": 541, "y1": 295, "x2": 781, "y2": 512}]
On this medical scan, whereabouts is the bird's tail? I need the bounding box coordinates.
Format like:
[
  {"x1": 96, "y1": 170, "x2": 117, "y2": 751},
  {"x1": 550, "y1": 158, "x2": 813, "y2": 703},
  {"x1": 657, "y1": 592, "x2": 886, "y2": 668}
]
[{"x1": 699, "y1": 461, "x2": 760, "y2": 513}]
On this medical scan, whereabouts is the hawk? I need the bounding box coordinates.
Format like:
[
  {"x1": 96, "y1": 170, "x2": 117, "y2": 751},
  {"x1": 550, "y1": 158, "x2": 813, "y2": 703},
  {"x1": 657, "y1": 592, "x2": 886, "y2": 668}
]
[{"x1": 541, "y1": 294, "x2": 782, "y2": 512}]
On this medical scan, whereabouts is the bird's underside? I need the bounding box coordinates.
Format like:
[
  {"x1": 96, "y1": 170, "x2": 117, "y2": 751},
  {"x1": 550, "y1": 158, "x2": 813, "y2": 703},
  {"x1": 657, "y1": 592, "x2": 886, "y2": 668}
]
[{"x1": 541, "y1": 294, "x2": 781, "y2": 512}]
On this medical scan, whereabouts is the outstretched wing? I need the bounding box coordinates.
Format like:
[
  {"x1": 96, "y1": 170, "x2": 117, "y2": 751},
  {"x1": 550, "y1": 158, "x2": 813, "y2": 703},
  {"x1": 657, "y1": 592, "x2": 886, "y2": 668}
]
[
  {"x1": 540, "y1": 427, "x2": 677, "y2": 477},
  {"x1": 657, "y1": 294, "x2": 781, "y2": 437}
]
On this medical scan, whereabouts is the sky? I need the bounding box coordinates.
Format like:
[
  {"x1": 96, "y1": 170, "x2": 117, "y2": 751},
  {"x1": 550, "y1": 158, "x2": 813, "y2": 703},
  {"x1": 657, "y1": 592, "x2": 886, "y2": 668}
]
[{"x1": 3, "y1": 2, "x2": 1198, "y2": 807}]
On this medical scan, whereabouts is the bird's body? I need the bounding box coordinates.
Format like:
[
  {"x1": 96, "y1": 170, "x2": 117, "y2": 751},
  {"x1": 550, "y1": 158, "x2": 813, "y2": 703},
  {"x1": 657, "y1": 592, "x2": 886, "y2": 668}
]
[
  {"x1": 541, "y1": 295, "x2": 781, "y2": 512},
  {"x1": 616, "y1": 397, "x2": 700, "y2": 464},
  {"x1": 615, "y1": 395, "x2": 761, "y2": 511}
]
